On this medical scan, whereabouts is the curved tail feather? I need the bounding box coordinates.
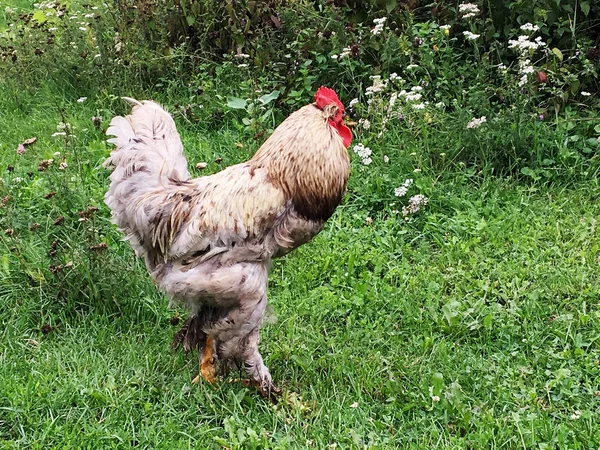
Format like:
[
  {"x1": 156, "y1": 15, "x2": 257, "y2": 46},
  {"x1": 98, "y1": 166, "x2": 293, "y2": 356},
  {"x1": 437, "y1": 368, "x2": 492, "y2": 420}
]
[{"x1": 104, "y1": 99, "x2": 190, "y2": 262}]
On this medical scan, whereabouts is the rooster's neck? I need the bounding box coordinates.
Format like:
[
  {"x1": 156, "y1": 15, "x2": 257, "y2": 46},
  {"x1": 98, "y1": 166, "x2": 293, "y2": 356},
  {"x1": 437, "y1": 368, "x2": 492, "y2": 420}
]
[{"x1": 250, "y1": 104, "x2": 350, "y2": 222}]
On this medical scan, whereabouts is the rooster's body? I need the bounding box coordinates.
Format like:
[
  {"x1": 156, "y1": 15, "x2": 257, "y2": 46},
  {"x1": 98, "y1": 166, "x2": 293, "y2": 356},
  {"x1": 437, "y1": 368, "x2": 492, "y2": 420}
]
[{"x1": 104, "y1": 89, "x2": 351, "y2": 396}]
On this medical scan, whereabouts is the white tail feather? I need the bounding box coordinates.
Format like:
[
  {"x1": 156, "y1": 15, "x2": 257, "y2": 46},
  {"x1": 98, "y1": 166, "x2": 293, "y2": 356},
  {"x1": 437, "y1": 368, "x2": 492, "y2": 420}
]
[{"x1": 104, "y1": 98, "x2": 190, "y2": 259}]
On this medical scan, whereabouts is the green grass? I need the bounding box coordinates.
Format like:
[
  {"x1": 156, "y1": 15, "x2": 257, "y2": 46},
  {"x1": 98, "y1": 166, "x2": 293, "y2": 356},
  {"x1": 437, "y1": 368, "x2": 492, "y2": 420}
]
[
  {"x1": 1, "y1": 86, "x2": 600, "y2": 449},
  {"x1": 1, "y1": 1, "x2": 600, "y2": 446}
]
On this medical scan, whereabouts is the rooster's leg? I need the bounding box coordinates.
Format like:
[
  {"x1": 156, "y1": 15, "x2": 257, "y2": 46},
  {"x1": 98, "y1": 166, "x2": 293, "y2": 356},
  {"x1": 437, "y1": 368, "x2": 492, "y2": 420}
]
[
  {"x1": 192, "y1": 335, "x2": 216, "y2": 384},
  {"x1": 211, "y1": 293, "x2": 281, "y2": 400}
]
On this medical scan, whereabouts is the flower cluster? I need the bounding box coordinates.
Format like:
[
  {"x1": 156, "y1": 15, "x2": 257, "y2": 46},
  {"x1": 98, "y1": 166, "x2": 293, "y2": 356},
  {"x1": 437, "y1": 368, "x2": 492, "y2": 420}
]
[
  {"x1": 366, "y1": 75, "x2": 387, "y2": 95},
  {"x1": 463, "y1": 31, "x2": 480, "y2": 41},
  {"x1": 353, "y1": 143, "x2": 372, "y2": 165},
  {"x1": 402, "y1": 194, "x2": 429, "y2": 216},
  {"x1": 458, "y1": 3, "x2": 480, "y2": 19},
  {"x1": 394, "y1": 179, "x2": 414, "y2": 197},
  {"x1": 507, "y1": 25, "x2": 546, "y2": 87},
  {"x1": 508, "y1": 35, "x2": 544, "y2": 53},
  {"x1": 371, "y1": 17, "x2": 387, "y2": 36},
  {"x1": 519, "y1": 23, "x2": 540, "y2": 32},
  {"x1": 357, "y1": 72, "x2": 432, "y2": 138},
  {"x1": 466, "y1": 116, "x2": 486, "y2": 129}
]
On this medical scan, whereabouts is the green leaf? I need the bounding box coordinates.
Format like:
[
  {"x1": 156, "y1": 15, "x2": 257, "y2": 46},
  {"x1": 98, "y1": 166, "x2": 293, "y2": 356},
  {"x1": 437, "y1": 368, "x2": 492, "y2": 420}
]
[
  {"x1": 186, "y1": 15, "x2": 195, "y2": 26},
  {"x1": 580, "y1": 1, "x2": 590, "y2": 16},
  {"x1": 483, "y1": 314, "x2": 492, "y2": 329},
  {"x1": 226, "y1": 97, "x2": 247, "y2": 109},
  {"x1": 258, "y1": 90, "x2": 279, "y2": 105},
  {"x1": 431, "y1": 372, "x2": 444, "y2": 395},
  {"x1": 386, "y1": 0, "x2": 397, "y2": 14},
  {"x1": 551, "y1": 47, "x2": 563, "y2": 62},
  {"x1": 32, "y1": 10, "x2": 48, "y2": 24}
]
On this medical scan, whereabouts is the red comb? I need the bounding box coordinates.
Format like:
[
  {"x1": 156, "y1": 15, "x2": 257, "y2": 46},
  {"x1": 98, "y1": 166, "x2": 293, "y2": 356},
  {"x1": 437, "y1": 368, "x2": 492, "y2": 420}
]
[
  {"x1": 315, "y1": 86, "x2": 345, "y2": 113},
  {"x1": 314, "y1": 86, "x2": 352, "y2": 147}
]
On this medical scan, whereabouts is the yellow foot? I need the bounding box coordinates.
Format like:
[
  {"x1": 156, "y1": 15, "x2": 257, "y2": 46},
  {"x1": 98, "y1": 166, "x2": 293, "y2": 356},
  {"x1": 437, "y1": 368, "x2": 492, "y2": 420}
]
[{"x1": 193, "y1": 335, "x2": 216, "y2": 384}]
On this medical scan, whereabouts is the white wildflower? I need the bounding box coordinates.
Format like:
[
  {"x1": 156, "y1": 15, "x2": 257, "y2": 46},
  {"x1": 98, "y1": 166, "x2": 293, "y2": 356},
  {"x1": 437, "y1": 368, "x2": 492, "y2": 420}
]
[
  {"x1": 366, "y1": 75, "x2": 387, "y2": 95},
  {"x1": 349, "y1": 98, "x2": 359, "y2": 108},
  {"x1": 331, "y1": 54, "x2": 339, "y2": 60},
  {"x1": 350, "y1": 402, "x2": 359, "y2": 408},
  {"x1": 51, "y1": 132, "x2": 67, "y2": 137},
  {"x1": 440, "y1": 25, "x2": 451, "y2": 30},
  {"x1": 458, "y1": 3, "x2": 480, "y2": 18},
  {"x1": 78, "y1": 27, "x2": 87, "y2": 31},
  {"x1": 432, "y1": 395, "x2": 441, "y2": 402},
  {"x1": 405, "y1": 92, "x2": 422, "y2": 102},
  {"x1": 508, "y1": 35, "x2": 545, "y2": 53},
  {"x1": 84, "y1": 13, "x2": 95, "y2": 18},
  {"x1": 519, "y1": 23, "x2": 539, "y2": 32},
  {"x1": 581, "y1": 91, "x2": 591, "y2": 97},
  {"x1": 371, "y1": 17, "x2": 387, "y2": 35},
  {"x1": 13, "y1": 177, "x2": 24, "y2": 183},
  {"x1": 48, "y1": 27, "x2": 58, "y2": 31},
  {"x1": 411, "y1": 86, "x2": 423, "y2": 92},
  {"x1": 412, "y1": 103, "x2": 426, "y2": 109},
  {"x1": 519, "y1": 59, "x2": 534, "y2": 74},
  {"x1": 384, "y1": 155, "x2": 390, "y2": 163},
  {"x1": 435, "y1": 101, "x2": 445, "y2": 108},
  {"x1": 466, "y1": 116, "x2": 486, "y2": 129},
  {"x1": 353, "y1": 143, "x2": 372, "y2": 159},
  {"x1": 570, "y1": 411, "x2": 582, "y2": 420},
  {"x1": 233, "y1": 53, "x2": 250, "y2": 59},
  {"x1": 406, "y1": 64, "x2": 419, "y2": 70},
  {"x1": 359, "y1": 118, "x2": 371, "y2": 130},
  {"x1": 389, "y1": 72, "x2": 399, "y2": 81},
  {"x1": 463, "y1": 31, "x2": 480, "y2": 40},
  {"x1": 518, "y1": 74, "x2": 528, "y2": 87},
  {"x1": 353, "y1": 143, "x2": 373, "y2": 166},
  {"x1": 53, "y1": 151, "x2": 61, "y2": 157},
  {"x1": 394, "y1": 179, "x2": 413, "y2": 197},
  {"x1": 339, "y1": 47, "x2": 352, "y2": 59},
  {"x1": 237, "y1": 63, "x2": 248, "y2": 68},
  {"x1": 77, "y1": 97, "x2": 87, "y2": 103}
]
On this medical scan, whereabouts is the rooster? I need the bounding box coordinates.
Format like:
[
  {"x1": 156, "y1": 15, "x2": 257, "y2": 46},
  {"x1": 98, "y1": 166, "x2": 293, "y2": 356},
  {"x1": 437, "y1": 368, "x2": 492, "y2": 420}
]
[{"x1": 103, "y1": 87, "x2": 352, "y2": 398}]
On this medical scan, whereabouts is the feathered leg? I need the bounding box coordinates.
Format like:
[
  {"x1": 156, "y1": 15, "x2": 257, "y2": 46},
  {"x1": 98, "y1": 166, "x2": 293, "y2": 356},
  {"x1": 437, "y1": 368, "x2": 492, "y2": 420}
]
[{"x1": 210, "y1": 294, "x2": 280, "y2": 399}]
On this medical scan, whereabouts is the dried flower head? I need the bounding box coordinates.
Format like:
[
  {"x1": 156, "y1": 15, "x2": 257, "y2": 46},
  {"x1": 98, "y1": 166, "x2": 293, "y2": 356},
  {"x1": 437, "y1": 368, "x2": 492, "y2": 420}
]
[{"x1": 402, "y1": 194, "x2": 429, "y2": 216}]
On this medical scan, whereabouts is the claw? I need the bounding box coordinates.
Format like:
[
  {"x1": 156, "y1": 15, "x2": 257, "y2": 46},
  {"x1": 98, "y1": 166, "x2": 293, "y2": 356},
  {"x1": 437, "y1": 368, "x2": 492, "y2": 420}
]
[{"x1": 242, "y1": 379, "x2": 282, "y2": 403}]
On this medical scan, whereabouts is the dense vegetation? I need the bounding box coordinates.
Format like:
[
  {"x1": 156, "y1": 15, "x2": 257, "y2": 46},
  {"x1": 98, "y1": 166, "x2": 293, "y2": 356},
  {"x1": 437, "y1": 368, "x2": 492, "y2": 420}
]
[{"x1": 1, "y1": 1, "x2": 599, "y2": 448}]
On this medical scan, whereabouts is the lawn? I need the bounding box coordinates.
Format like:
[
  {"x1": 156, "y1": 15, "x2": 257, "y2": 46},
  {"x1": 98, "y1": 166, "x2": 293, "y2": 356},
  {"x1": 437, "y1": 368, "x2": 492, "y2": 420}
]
[{"x1": 1, "y1": 1, "x2": 600, "y2": 449}]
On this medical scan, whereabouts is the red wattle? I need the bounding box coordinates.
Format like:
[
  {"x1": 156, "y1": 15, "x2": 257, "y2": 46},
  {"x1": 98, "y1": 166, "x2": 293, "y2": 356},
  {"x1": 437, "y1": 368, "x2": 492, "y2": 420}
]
[{"x1": 331, "y1": 120, "x2": 352, "y2": 148}]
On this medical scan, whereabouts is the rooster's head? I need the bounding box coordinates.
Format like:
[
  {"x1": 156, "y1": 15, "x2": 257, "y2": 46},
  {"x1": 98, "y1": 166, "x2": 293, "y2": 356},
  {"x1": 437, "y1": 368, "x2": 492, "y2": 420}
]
[{"x1": 315, "y1": 86, "x2": 352, "y2": 148}]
